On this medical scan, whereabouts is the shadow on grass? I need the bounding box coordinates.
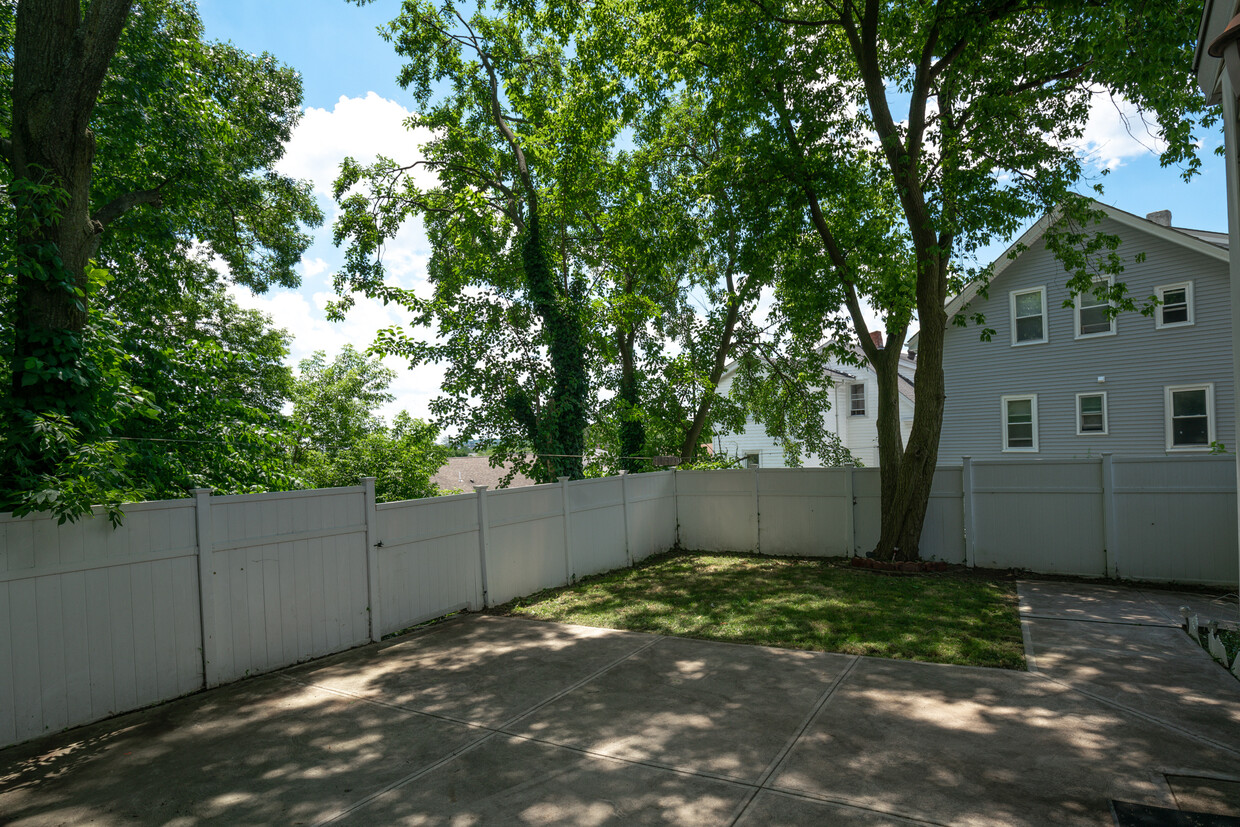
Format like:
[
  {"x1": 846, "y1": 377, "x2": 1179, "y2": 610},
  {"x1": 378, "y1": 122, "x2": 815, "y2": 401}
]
[{"x1": 496, "y1": 550, "x2": 1025, "y2": 669}]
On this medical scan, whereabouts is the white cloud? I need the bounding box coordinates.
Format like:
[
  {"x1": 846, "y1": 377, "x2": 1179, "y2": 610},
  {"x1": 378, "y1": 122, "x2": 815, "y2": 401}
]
[
  {"x1": 1073, "y1": 92, "x2": 1168, "y2": 172},
  {"x1": 301, "y1": 256, "x2": 329, "y2": 278},
  {"x1": 276, "y1": 92, "x2": 438, "y2": 198},
  {"x1": 227, "y1": 282, "x2": 444, "y2": 422}
]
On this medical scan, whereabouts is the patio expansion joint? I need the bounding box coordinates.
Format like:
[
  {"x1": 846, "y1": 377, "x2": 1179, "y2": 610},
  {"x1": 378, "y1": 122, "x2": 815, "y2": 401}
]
[
  {"x1": 726, "y1": 655, "x2": 861, "y2": 827},
  {"x1": 307, "y1": 634, "x2": 663, "y2": 826},
  {"x1": 1020, "y1": 613, "x2": 1180, "y2": 629},
  {"x1": 1037, "y1": 672, "x2": 1240, "y2": 761},
  {"x1": 756, "y1": 786, "x2": 952, "y2": 826}
]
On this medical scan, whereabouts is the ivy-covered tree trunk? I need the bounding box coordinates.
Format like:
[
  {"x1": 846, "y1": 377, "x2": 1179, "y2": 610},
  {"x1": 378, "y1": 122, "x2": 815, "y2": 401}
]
[
  {"x1": 519, "y1": 209, "x2": 588, "y2": 480},
  {"x1": 6, "y1": 0, "x2": 133, "y2": 472},
  {"x1": 616, "y1": 329, "x2": 645, "y2": 473}
]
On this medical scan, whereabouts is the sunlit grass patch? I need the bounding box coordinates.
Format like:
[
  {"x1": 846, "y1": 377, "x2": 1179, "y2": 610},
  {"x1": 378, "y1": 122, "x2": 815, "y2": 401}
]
[{"x1": 500, "y1": 551, "x2": 1025, "y2": 669}]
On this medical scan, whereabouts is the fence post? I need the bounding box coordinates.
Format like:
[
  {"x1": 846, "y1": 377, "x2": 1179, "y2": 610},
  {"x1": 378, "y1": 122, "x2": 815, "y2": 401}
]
[
  {"x1": 362, "y1": 477, "x2": 382, "y2": 643},
  {"x1": 192, "y1": 488, "x2": 219, "y2": 688},
  {"x1": 619, "y1": 471, "x2": 633, "y2": 567},
  {"x1": 752, "y1": 467, "x2": 761, "y2": 553},
  {"x1": 1100, "y1": 453, "x2": 1118, "y2": 578},
  {"x1": 474, "y1": 486, "x2": 491, "y2": 608},
  {"x1": 842, "y1": 466, "x2": 855, "y2": 556},
  {"x1": 560, "y1": 476, "x2": 574, "y2": 584},
  {"x1": 961, "y1": 457, "x2": 976, "y2": 568}
]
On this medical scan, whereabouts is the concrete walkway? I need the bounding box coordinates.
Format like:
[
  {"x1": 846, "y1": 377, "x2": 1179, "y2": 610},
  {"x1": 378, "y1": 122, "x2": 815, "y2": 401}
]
[{"x1": 1, "y1": 581, "x2": 1238, "y2": 826}]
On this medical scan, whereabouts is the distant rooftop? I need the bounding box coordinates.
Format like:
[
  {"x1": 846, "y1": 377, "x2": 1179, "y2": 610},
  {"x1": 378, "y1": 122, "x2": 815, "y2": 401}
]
[{"x1": 432, "y1": 456, "x2": 535, "y2": 494}]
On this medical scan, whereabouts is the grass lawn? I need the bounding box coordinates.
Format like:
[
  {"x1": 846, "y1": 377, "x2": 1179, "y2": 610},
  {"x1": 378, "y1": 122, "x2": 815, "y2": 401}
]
[{"x1": 499, "y1": 551, "x2": 1026, "y2": 669}]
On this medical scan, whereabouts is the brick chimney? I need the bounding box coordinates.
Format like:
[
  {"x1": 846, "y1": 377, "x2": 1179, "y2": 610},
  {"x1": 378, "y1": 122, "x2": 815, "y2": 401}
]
[
  {"x1": 1146, "y1": 210, "x2": 1172, "y2": 227},
  {"x1": 869, "y1": 331, "x2": 883, "y2": 349}
]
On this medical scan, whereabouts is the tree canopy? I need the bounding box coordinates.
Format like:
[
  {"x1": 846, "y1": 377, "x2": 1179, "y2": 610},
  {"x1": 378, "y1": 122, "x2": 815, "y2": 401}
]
[
  {"x1": 0, "y1": 0, "x2": 322, "y2": 520},
  {"x1": 544, "y1": 0, "x2": 1213, "y2": 556}
]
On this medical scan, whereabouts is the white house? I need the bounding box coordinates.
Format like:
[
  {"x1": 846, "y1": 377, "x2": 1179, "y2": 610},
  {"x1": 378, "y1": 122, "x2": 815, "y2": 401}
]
[
  {"x1": 934, "y1": 202, "x2": 1231, "y2": 462},
  {"x1": 712, "y1": 336, "x2": 916, "y2": 467}
]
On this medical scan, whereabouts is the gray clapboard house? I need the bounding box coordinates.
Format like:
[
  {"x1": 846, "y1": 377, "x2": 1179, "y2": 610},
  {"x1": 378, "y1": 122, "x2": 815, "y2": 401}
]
[{"x1": 934, "y1": 202, "x2": 1231, "y2": 463}]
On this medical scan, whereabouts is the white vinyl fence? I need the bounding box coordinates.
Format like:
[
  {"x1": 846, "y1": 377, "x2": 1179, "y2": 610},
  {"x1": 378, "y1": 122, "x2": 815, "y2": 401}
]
[
  {"x1": 1, "y1": 456, "x2": 1235, "y2": 749},
  {"x1": 0, "y1": 472, "x2": 676, "y2": 749}
]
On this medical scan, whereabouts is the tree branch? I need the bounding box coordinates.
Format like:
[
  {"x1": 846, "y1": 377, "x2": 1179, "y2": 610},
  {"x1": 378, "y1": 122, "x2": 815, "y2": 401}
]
[
  {"x1": 745, "y1": 0, "x2": 842, "y2": 27},
  {"x1": 91, "y1": 186, "x2": 165, "y2": 229}
]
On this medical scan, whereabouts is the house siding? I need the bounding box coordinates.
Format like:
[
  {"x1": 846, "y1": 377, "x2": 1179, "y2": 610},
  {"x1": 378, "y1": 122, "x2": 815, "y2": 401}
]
[
  {"x1": 714, "y1": 364, "x2": 914, "y2": 468},
  {"x1": 938, "y1": 216, "x2": 1233, "y2": 463}
]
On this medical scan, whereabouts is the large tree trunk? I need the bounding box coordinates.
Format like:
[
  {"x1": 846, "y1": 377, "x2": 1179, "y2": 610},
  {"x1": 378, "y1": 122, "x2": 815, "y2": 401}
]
[
  {"x1": 873, "y1": 265, "x2": 948, "y2": 561},
  {"x1": 7, "y1": 0, "x2": 134, "y2": 459},
  {"x1": 871, "y1": 342, "x2": 905, "y2": 519}
]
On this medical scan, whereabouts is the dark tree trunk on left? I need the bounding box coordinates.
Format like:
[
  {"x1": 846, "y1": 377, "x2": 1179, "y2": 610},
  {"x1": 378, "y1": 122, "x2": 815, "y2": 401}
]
[{"x1": 8, "y1": 0, "x2": 134, "y2": 431}]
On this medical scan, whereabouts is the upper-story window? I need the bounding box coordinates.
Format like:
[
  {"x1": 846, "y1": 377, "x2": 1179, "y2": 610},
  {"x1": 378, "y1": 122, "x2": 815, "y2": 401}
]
[
  {"x1": 849, "y1": 384, "x2": 866, "y2": 416},
  {"x1": 1001, "y1": 394, "x2": 1038, "y2": 452},
  {"x1": 1010, "y1": 287, "x2": 1047, "y2": 346},
  {"x1": 1075, "y1": 277, "x2": 1116, "y2": 339},
  {"x1": 1155, "y1": 282, "x2": 1194, "y2": 329},
  {"x1": 1165, "y1": 384, "x2": 1214, "y2": 451}
]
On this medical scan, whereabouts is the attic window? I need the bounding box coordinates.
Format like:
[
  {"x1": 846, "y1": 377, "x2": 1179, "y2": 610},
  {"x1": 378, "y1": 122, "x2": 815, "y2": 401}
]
[
  {"x1": 1010, "y1": 287, "x2": 1047, "y2": 346},
  {"x1": 1075, "y1": 277, "x2": 1116, "y2": 339},
  {"x1": 849, "y1": 384, "x2": 866, "y2": 416}
]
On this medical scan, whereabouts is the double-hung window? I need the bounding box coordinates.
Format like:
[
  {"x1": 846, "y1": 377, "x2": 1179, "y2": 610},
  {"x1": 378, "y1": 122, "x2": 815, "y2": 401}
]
[
  {"x1": 1010, "y1": 287, "x2": 1047, "y2": 346},
  {"x1": 1075, "y1": 277, "x2": 1116, "y2": 338},
  {"x1": 849, "y1": 384, "x2": 866, "y2": 416},
  {"x1": 1002, "y1": 395, "x2": 1038, "y2": 452},
  {"x1": 1165, "y1": 384, "x2": 1214, "y2": 451},
  {"x1": 1155, "y1": 282, "x2": 1194, "y2": 329},
  {"x1": 1076, "y1": 392, "x2": 1107, "y2": 435}
]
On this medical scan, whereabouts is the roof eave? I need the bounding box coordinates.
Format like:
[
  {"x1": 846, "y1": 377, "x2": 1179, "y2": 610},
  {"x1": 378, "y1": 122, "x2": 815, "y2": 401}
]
[{"x1": 944, "y1": 201, "x2": 1229, "y2": 319}]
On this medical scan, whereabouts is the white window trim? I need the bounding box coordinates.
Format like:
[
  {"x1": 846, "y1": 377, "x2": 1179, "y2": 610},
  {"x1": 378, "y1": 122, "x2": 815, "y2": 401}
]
[
  {"x1": 1154, "y1": 281, "x2": 1195, "y2": 329},
  {"x1": 1075, "y1": 391, "x2": 1108, "y2": 436},
  {"x1": 1074, "y1": 276, "x2": 1117, "y2": 340},
  {"x1": 1001, "y1": 394, "x2": 1039, "y2": 453},
  {"x1": 1009, "y1": 286, "x2": 1048, "y2": 347},
  {"x1": 849, "y1": 383, "x2": 866, "y2": 417},
  {"x1": 1164, "y1": 383, "x2": 1215, "y2": 452}
]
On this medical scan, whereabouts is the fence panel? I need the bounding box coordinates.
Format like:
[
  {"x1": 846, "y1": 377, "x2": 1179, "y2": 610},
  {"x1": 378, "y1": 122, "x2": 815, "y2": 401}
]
[
  {"x1": 970, "y1": 461, "x2": 1105, "y2": 575},
  {"x1": 852, "y1": 469, "x2": 883, "y2": 555},
  {"x1": 1112, "y1": 457, "x2": 1238, "y2": 585},
  {"x1": 921, "y1": 468, "x2": 967, "y2": 563},
  {"x1": 375, "y1": 493, "x2": 482, "y2": 635},
  {"x1": 484, "y1": 484, "x2": 567, "y2": 604},
  {"x1": 675, "y1": 470, "x2": 758, "y2": 551},
  {"x1": 567, "y1": 477, "x2": 628, "y2": 578},
  {"x1": 625, "y1": 471, "x2": 677, "y2": 561},
  {"x1": 757, "y1": 469, "x2": 850, "y2": 556},
  {"x1": 208, "y1": 488, "x2": 370, "y2": 684},
  {"x1": 0, "y1": 501, "x2": 202, "y2": 747}
]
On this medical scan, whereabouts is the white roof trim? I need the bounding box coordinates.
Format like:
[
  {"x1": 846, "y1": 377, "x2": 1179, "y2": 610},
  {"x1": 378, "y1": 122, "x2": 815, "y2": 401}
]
[{"x1": 944, "y1": 201, "x2": 1230, "y2": 319}]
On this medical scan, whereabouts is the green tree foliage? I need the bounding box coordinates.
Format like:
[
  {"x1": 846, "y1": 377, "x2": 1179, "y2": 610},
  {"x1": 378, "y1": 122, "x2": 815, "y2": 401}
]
[
  {"x1": 336, "y1": 2, "x2": 850, "y2": 478},
  {"x1": 116, "y1": 288, "x2": 300, "y2": 498},
  {"x1": 0, "y1": 0, "x2": 322, "y2": 519},
  {"x1": 336, "y1": 0, "x2": 592, "y2": 483},
  {"x1": 554, "y1": 0, "x2": 1212, "y2": 557},
  {"x1": 289, "y1": 346, "x2": 448, "y2": 502}
]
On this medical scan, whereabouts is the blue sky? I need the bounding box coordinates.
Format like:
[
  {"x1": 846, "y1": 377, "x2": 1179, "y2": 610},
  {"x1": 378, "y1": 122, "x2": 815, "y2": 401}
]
[{"x1": 197, "y1": 0, "x2": 1230, "y2": 421}]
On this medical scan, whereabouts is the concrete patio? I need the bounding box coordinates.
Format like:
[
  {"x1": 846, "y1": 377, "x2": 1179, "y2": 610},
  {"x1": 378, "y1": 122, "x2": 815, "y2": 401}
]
[{"x1": 1, "y1": 580, "x2": 1237, "y2": 825}]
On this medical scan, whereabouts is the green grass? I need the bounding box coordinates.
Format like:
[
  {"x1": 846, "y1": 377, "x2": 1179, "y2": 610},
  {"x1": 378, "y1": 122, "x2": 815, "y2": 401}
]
[{"x1": 499, "y1": 551, "x2": 1026, "y2": 669}]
